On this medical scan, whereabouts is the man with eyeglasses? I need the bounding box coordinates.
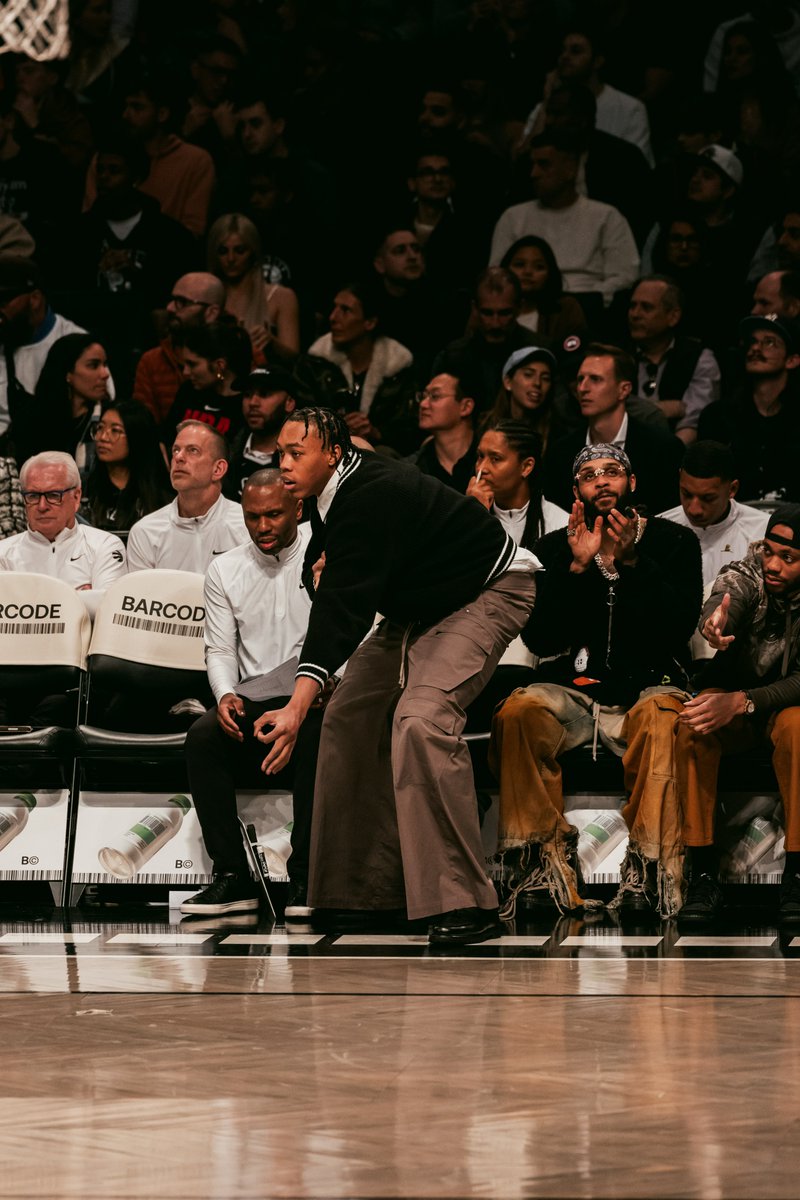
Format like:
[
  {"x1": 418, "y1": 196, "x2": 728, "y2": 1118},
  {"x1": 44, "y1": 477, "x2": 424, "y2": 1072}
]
[
  {"x1": 490, "y1": 442, "x2": 702, "y2": 918},
  {"x1": 0, "y1": 451, "x2": 126, "y2": 614},
  {"x1": 407, "y1": 373, "x2": 477, "y2": 492},
  {"x1": 627, "y1": 275, "x2": 720, "y2": 445},
  {"x1": 132, "y1": 272, "x2": 225, "y2": 424},
  {"x1": 698, "y1": 313, "x2": 800, "y2": 503}
]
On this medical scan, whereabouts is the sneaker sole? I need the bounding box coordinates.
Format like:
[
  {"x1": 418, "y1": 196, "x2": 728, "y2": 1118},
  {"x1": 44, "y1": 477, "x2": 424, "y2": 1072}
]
[
  {"x1": 180, "y1": 897, "x2": 260, "y2": 915},
  {"x1": 284, "y1": 904, "x2": 314, "y2": 919}
]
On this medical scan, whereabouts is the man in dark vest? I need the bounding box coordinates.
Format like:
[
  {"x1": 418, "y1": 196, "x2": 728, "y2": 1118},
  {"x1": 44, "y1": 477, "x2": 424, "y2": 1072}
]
[{"x1": 628, "y1": 275, "x2": 720, "y2": 445}]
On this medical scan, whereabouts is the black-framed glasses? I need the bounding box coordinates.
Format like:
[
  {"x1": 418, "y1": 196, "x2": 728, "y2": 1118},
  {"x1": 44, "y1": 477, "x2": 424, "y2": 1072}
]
[{"x1": 21, "y1": 487, "x2": 78, "y2": 506}]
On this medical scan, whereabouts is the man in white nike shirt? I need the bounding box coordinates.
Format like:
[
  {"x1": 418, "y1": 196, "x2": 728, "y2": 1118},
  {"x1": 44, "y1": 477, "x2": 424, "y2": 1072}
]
[
  {"x1": 127, "y1": 420, "x2": 247, "y2": 572},
  {"x1": 0, "y1": 451, "x2": 126, "y2": 612},
  {"x1": 181, "y1": 469, "x2": 322, "y2": 922}
]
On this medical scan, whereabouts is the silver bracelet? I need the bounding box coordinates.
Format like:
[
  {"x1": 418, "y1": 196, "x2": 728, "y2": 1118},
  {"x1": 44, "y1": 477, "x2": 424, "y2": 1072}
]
[
  {"x1": 633, "y1": 512, "x2": 644, "y2": 545},
  {"x1": 594, "y1": 552, "x2": 620, "y2": 581}
]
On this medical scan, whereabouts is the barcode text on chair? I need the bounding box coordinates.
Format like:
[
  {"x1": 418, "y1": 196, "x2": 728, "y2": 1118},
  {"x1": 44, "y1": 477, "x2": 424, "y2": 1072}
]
[
  {"x1": 0, "y1": 622, "x2": 66, "y2": 635},
  {"x1": 112, "y1": 613, "x2": 204, "y2": 638}
]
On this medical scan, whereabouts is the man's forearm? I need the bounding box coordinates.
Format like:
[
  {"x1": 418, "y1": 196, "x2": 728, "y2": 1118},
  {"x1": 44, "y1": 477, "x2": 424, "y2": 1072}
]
[{"x1": 288, "y1": 675, "x2": 323, "y2": 722}]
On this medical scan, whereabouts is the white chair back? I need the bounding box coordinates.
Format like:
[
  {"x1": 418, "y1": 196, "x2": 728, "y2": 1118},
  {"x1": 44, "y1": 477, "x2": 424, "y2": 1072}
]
[
  {"x1": 89, "y1": 571, "x2": 206, "y2": 671},
  {"x1": 0, "y1": 572, "x2": 90, "y2": 669}
]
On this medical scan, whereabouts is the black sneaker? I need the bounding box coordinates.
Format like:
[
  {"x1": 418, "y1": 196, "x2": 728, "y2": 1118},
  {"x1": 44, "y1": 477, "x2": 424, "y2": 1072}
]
[
  {"x1": 284, "y1": 881, "x2": 313, "y2": 920},
  {"x1": 679, "y1": 873, "x2": 724, "y2": 923},
  {"x1": 780, "y1": 871, "x2": 800, "y2": 924},
  {"x1": 180, "y1": 873, "x2": 260, "y2": 915}
]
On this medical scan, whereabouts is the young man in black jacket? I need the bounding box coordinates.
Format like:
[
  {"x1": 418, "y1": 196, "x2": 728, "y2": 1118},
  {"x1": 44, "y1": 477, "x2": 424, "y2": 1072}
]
[
  {"x1": 257, "y1": 408, "x2": 540, "y2": 944},
  {"x1": 491, "y1": 442, "x2": 703, "y2": 918}
]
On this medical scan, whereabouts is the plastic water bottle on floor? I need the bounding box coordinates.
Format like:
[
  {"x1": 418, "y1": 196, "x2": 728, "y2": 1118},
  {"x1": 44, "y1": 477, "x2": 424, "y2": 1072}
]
[
  {"x1": 725, "y1": 816, "x2": 781, "y2": 876},
  {"x1": 98, "y1": 796, "x2": 191, "y2": 879},
  {"x1": 578, "y1": 810, "x2": 628, "y2": 874},
  {"x1": 0, "y1": 793, "x2": 36, "y2": 852}
]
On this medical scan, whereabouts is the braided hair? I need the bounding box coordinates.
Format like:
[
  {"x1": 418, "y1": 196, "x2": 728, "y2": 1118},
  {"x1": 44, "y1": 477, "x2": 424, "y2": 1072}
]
[
  {"x1": 281, "y1": 406, "x2": 357, "y2": 467},
  {"x1": 481, "y1": 418, "x2": 546, "y2": 549}
]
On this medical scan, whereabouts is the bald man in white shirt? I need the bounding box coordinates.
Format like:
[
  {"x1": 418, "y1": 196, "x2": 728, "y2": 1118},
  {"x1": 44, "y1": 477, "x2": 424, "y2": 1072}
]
[{"x1": 181, "y1": 470, "x2": 324, "y2": 921}]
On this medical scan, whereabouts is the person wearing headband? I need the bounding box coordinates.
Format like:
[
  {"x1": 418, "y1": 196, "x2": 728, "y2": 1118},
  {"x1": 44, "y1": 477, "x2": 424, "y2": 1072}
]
[
  {"x1": 678, "y1": 505, "x2": 800, "y2": 924},
  {"x1": 490, "y1": 442, "x2": 702, "y2": 918}
]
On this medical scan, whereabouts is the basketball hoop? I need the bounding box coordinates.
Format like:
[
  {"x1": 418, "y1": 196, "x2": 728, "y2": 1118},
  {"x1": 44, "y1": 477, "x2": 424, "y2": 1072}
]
[{"x1": 0, "y1": 0, "x2": 70, "y2": 62}]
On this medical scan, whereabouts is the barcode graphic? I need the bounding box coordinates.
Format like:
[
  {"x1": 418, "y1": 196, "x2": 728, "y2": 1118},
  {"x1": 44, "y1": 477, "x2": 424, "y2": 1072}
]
[
  {"x1": 0, "y1": 870, "x2": 58, "y2": 880},
  {"x1": 73, "y1": 872, "x2": 211, "y2": 885},
  {"x1": 0, "y1": 622, "x2": 65, "y2": 635},
  {"x1": 112, "y1": 614, "x2": 203, "y2": 638}
]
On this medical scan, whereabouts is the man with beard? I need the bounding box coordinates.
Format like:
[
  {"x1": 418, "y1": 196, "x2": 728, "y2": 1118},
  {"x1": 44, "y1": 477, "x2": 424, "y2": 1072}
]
[
  {"x1": 132, "y1": 271, "x2": 225, "y2": 424},
  {"x1": 0, "y1": 257, "x2": 86, "y2": 458},
  {"x1": 677, "y1": 505, "x2": 800, "y2": 925},
  {"x1": 225, "y1": 367, "x2": 298, "y2": 499},
  {"x1": 490, "y1": 443, "x2": 702, "y2": 918}
]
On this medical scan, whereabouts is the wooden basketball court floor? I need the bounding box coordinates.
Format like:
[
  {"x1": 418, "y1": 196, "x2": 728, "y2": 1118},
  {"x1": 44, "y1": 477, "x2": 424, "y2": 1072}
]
[{"x1": 0, "y1": 895, "x2": 798, "y2": 1200}]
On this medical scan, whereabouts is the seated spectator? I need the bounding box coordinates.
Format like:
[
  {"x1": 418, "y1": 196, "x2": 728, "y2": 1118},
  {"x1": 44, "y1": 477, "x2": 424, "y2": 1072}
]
[
  {"x1": 181, "y1": 470, "x2": 323, "y2": 921},
  {"x1": 678, "y1": 506, "x2": 800, "y2": 924},
  {"x1": 208, "y1": 212, "x2": 300, "y2": 365},
  {"x1": 523, "y1": 27, "x2": 654, "y2": 164},
  {"x1": 487, "y1": 347, "x2": 564, "y2": 458},
  {"x1": 406, "y1": 373, "x2": 477, "y2": 492},
  {"x1": 748, "y1": 198, "x2": 800, "y2": 282},
  {"x1": 0, "y1": 89, "x2": 73, "y2": 251},
  {"x1": 372, "y1": 226, "x2": 458, "y2": 378},
  {"x1": 12, "y1": 54, "x2": 94, "y2": 178},
  {"x1": 161, "y1": 319, "x2": 251, "y2": 449},
  {"x1": 543, "y1": 343, "x2": 684, "y2": 515},
  {"x1": 660, "y1": 441, "x2": 769, "y2": 589},
  {"x1": 499, "y1": 235, "x2": 588, "y2": 348},
  {"x1": 0, "y1": 451, "x2": 126, "y2": 614},
  {"x1": 30, "y1": 333, "x2": 111, "y2": 478},
  {"x1": 433, "y1": 268, "x2": 542, "y2": 413},
  {"x1": 751, "y1": 270, "x2": 800, "y2": 319},
  {"x1": 225, "y1": 367, "x2": 299, "y2": 499},
  {"x1": 403, "y1": 146, "x2": 486, "y2": 289},
  {"x1": 649, "y1": 212, "x2": 734, "y2": 354},
  {"x1": 704, "y1": 7, "x2": 800, "y2": 93},
  {"x1": 0, "y1": 258, "x2": 87, "y2": 460},
  {"x1": 627, "y1": 275, "x2": 721, "y2": 445},
  {"x1": 63, "y1": 126, "x2": 197, "y2": 376},
  {"x1": 132, "y1": 272, "x2": 225, "y2": 425},
  {"x1": 490, "y1": 130, "x2": 640, "y2": 316},
  {"x1": 698, "y1": 313, "x2": 800, "y2": 503},
  {"x1": 490, "y1": 443, "x2": 702, "y2": 917},
  {"x1": 465, "y1": 418, "x2": 569, "y2": 725},
  {"x1": 296, "y1": 281, "x2": 419, "y2": 455},
  {"x1": 181, "y1": 35, "x2": 242, "y2": 160},
  {"x1": 520, "y1": 82, "x2": 653, "y2": 247},
  {"x1": 83, "y1": 401, "x2": 172, "y2": 533},
  {"x1": 127, "y1": 420, "x2": 247, "y2": 573},
  {"x1": 83, "y1": 72, "x2": 216, "y2": 239}
]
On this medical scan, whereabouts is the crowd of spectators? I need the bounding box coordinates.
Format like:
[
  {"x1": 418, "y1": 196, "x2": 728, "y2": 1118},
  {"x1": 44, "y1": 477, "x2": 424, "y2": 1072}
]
[{"x1": 3, "y1": 0, "x2": 800, "y2": 926}]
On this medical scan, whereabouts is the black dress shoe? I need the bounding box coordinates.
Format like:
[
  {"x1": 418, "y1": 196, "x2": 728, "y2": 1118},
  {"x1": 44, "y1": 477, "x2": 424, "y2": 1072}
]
[
  {"x1": 679, "y1": 873, "x2": 724, "y2": 923},
  {"x1": 428, "y1": 907, "x2": 503, "y2": 946}
]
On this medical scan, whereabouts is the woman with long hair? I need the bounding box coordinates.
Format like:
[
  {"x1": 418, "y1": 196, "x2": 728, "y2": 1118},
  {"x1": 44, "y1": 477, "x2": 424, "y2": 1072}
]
[
  {"x1": 207, "y1": 211, "x2": 300, "y2": 363},
  {"x1": 500, "y1": 235, "x2": 588, "y2": 345},
  {"x1": 31, "y1": 332, "x2": 111, "y2": 476},
  {"x1": 161, "y1": 318, "x2": 251, "y2": 447},
  {"x1": 84, "y1": 401, "x2": 171, "y2": 532}
]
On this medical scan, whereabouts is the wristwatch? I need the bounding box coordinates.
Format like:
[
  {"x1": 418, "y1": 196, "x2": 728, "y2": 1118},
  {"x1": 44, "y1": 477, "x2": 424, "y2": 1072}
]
[{"x1": 742, "y1": 691, "x2": 755, "y2": 716}]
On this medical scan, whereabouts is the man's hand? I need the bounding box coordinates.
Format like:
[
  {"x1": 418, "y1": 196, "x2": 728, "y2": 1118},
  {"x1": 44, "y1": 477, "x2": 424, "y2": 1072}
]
[
  {"x1": 466, "y1": 473, "x2": 494, "y2": 510},
  {"x1": 567, "y1": 500, "x2": 603, "y2": 572},
  {"x1": 254, "y1": 703, "x2": 304, "y2": 774},
  {"x1": 607, "y1": 508, "x2": 646, "y2": 566},
  {"x1": 680, "y1": 690, "x2": 746, "y2": 734},
  {"x1": 344, "y1": 411, "x2": 379, "y2": 441},
  {"x1": 701, "y1": 592, "x2": 735, "y2": 650},
  {"x1": 311, "y1": 551, "x2": 326, "y2": 591},
  {"x1": 217, "y1": 692, "x2": 245, "y2": 741}
]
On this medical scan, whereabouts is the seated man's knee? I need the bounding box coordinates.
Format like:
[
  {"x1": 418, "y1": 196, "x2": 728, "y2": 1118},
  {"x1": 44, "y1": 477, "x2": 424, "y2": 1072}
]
[{"x1": 772, "y1": 706, "x2": 800, "y2": 746}]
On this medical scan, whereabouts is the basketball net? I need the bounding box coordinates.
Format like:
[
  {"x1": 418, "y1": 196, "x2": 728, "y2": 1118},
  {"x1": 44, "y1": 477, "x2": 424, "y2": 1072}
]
[{"x1": 0, "y1": 0, "x2": 70, "y2": 61}]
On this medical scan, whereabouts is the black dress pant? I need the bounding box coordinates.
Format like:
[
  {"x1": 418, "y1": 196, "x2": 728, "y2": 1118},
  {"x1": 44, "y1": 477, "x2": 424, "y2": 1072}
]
[{"x1": 185, "y1": 694, "x2": 323, "y2": 882}]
